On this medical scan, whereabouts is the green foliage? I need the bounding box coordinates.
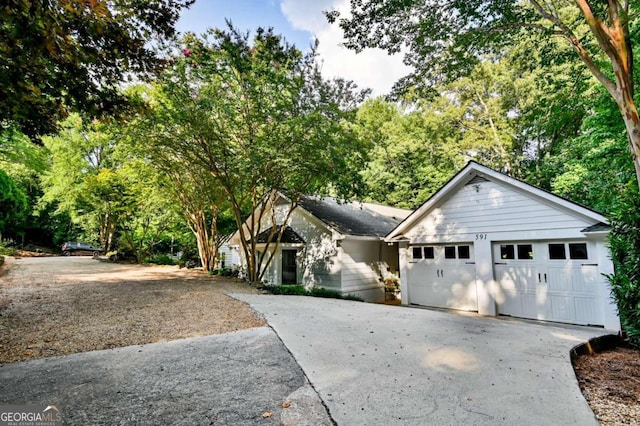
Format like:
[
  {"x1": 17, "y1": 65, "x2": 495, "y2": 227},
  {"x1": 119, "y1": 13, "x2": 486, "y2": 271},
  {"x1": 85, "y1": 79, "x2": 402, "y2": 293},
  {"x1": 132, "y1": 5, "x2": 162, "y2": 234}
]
[
  {"x1": 143, "y1": 25, "x2": 369, "y2": 283},
  {"x1": 0, "y1": 0, "x2": 193, "y2": 139},
  {"x1": 0, "y1": 243, "x2": 18, "y2": 256},
  {"x1": 147, "y1": 254, "x2": 178, "y2": 266},
  {"x1": 606, "y1": 194, "x2": 640, "y2": 347},
  {"x1": 267, "y1": 285, "x2": 363, "y2": 301},
  {"x1": 358, "y1": 61, "x2": 523, "y2": 209},
  {"x1": 526, "y1": 89, "x2": 636, "y2": 215},
  {"x1": 0, "y1": 168, "x2": 27, "y2": 239},
  {"x1": 209, "y1": 268, "x2": 238, "y2": 277}
]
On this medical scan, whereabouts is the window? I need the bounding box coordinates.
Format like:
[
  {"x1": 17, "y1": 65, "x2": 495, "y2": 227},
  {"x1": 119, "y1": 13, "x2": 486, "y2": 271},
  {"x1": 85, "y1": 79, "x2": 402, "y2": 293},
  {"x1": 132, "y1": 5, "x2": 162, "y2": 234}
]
[
  {"x1": 500, "y1": 244, "x2": 515, "y2": 260},
  {"x1": 424, "y1": 246, "x2": 435, "y2": 259},
  {"x1": 412, "y1": 247, "x2": 423, "y2": 260},
  {"x1": 548, "y1": 244, "x2": 566, "y2": 260},
  {"x1": 444, "y1": 246, "x2": 456, "y2": 259},
  {"x1": 517, "y1": 244, "x2": 533, "y2": 260},
  {"x1": 458, "y1": 245, "x2": 470, "y2": 259},
  {"x1": 569, "y1": 243, "x2": 588, "y2": 260}
]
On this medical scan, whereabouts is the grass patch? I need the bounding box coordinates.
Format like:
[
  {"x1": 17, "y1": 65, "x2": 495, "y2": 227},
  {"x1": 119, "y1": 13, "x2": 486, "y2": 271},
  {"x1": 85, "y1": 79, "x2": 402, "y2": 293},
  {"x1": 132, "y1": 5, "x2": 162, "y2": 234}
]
[{"x1": 267, "y1": 285, "x2": 363, "y2": 301}]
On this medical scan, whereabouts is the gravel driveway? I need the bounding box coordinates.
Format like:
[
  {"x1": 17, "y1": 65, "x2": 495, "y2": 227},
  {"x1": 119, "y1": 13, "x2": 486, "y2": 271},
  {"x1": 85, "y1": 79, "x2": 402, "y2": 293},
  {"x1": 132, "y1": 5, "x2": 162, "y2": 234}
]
[{"x1": 0, "y1": 256, "x2": 265, "y2": 364}]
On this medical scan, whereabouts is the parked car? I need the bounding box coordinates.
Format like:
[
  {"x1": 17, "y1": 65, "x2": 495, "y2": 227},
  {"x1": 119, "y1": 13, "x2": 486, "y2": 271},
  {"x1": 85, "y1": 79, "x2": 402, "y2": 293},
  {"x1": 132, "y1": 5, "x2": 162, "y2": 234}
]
[{"x1": 61, "y1": 242, "x2": 103, "y2": 257}]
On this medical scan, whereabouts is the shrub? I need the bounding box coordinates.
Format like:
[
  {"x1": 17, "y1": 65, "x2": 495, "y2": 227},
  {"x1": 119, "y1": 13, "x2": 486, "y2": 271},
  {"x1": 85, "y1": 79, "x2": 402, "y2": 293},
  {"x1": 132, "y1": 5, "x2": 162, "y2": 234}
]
[
  {"x1": 147, "y1": 254, "x2": 177, "y2": 265},
  {"x1": 267, "y1": 285, "x2": 363, "y2": 301},
  {"x1": 606, "y1": 193, "x2": 640, "y2": 347}
]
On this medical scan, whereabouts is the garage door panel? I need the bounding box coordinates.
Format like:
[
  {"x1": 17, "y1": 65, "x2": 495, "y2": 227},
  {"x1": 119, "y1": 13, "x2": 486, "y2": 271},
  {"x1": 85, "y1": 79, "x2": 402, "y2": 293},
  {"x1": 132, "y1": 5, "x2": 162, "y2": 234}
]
[
  {"x1": 494, "y1": 241, "x2": 603, "y2": 326},
  {"x1": 550, "y1": 295, "x2": 573, "y2": 321},
  {"x1": 575, "y1": 297, "x2": 599, "y2": 323},
  {"x1": 522, "y1": 294, "x2": 540, "y2": 318},
  {"x1": 572, "y1": 266, "x2": 597, "y2": 294},
  {"x1": 547, "y1": 267, "x2": 571, "y2": 292},
  {"x1": 407, "y1": 245, "x2": 478, "y2": 312}
]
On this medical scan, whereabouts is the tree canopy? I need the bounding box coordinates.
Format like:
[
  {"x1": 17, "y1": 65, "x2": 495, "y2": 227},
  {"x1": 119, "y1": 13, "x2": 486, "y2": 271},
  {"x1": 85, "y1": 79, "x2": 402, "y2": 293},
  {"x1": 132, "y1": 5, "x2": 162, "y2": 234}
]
[
  {"x1": 0, "y1": 0, "x2": 193, "y2": 139},
  {"x1": 327, "y1": 1, "x2": 640, "y2": 188},
  {"x1": 140, "y1": 25, "x2": 369, "y2": 282}
]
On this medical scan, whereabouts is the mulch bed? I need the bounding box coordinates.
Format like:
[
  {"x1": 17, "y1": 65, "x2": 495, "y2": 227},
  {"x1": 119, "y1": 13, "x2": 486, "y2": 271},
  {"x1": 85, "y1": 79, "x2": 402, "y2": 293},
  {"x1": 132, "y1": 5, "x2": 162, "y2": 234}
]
[{"x1": 573, "y1": 345, "x2": 640, "y2": 425}]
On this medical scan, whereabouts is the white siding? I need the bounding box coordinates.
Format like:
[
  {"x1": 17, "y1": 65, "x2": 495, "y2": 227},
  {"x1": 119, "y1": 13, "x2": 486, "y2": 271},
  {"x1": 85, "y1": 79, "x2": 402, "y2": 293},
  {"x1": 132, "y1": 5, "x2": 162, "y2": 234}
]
[
  {"x1": 406, "y1": 181, "x2": 593, "y2": 242},
  {"x1": 340, "y1": 239, "x2": 388, "y2": 302},
  {"x1": 287, "y1": 208, "x2": 341, "y2": 289},
  {"x1": 219, "y1": 243, "x2": 240, "y2": 269}
]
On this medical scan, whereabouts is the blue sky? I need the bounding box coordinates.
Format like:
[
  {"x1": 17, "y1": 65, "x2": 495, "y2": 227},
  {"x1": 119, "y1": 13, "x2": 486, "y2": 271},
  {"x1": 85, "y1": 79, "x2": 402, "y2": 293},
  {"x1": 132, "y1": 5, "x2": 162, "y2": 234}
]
[
  {"x1": 176, "y1": 0, "x2": 314, "y2": 49},
  {"x1": 176, "y1": 0, "x2": 411, "y2": 96}
]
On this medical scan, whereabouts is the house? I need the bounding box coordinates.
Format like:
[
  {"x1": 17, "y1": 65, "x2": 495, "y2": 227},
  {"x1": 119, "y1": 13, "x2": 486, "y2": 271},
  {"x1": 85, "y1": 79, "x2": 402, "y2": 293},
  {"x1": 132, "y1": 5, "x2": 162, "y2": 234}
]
[
  {"x1": 386, "y1": 161, "x2": 621, "y2": 331},
  {"x1": 230, "y1": 194, "x2": 412, "y2": 302},
  {"x1": 218, "y1": 236, "x2": 241, "y2": 270}
]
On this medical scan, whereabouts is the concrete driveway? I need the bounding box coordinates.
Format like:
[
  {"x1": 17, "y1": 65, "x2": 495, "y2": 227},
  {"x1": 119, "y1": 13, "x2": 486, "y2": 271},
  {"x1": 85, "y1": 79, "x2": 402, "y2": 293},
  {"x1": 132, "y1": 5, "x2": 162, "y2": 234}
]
[
  {"x1": 234, "y1": 295, "x2": 610, "y2": 426},
  {"x1": 0, "y1": 327, "x2": 331, "y2": 425}
]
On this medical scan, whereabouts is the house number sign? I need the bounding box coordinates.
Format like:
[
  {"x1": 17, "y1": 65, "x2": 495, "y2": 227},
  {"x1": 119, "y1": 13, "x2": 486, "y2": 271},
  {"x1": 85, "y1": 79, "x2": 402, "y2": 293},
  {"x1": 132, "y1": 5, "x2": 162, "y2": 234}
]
[{"x1": 475, "y1": 233, "x2": 488, "y2": 240}]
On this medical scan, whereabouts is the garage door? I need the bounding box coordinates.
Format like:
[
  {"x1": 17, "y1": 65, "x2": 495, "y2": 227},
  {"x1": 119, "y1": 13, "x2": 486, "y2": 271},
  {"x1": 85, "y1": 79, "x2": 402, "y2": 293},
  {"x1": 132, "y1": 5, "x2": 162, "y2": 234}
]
[
  {"x1": 493, "y1": 241, "x2": 603, "y2": 326},
  {"x1": 407, "y1": 244, "x2": 478, "y2": 311}
]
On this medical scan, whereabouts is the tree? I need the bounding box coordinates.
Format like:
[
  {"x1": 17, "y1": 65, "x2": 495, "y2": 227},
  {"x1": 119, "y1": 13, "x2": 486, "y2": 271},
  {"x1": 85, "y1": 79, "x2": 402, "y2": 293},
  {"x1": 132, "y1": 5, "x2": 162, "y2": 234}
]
[
  {"x1": 120, "y1": 90, "x2": 233, "y2": 271},
  {"x1": 527, "y1": 85, "x2": 638, "y2": 214},
  {"x1": 144, "y1": 26, "x2": 368, "y2": 283},
  {"x1": 327, "y1": 1, "x2": 640, "y2": 189},
  {"x1": 0, "y1": 0, "x2": 193, "y2": 139},
  {"x1": 0, "y1": 168, "x2": 27, "y2": 241},
  {"x1": 357, "y1": 61, "x2": 523, "y2": 209}
]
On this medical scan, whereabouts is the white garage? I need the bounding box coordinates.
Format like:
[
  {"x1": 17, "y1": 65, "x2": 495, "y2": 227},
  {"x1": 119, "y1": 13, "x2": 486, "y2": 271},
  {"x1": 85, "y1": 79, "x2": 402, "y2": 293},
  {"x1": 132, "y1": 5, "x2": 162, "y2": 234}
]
[{"x1": 386, "y1": 162, "x2": 621, "y2": 331}]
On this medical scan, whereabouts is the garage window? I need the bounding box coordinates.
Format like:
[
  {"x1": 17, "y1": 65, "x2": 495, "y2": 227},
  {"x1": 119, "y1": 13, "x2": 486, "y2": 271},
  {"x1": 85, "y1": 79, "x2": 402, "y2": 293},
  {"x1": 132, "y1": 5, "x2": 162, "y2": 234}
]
[
  {"x1": 569, "y1": 243, "x2": 588, "y2": 259},
  {"x1": 458, "y1": 245, "x2": 470, "y2": 259},
  {"x1": 500, "y1": 245, "x2": 515, "y2": 260},
  {"x1": 517, "y1": 244, "x2": 533, "y2": 260},
  {"x1": 444, "y1": 246, "x2": 456, "y2": 259},
  {"x1": 424, "y1": 246, "x2": 435, "y2": 259},
  {"x1": 548, "y1": 244, "x2": 566, "y2": 259},
  {"x1": 412, "y1": 247, "x2": 423, "y2": 259}
]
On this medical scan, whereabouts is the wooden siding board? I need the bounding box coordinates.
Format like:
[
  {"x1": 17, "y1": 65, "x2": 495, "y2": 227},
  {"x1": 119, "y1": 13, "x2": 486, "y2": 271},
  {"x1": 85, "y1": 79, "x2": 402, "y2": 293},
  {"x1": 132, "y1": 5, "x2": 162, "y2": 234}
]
[{"x1": 407, "y1": 181, "x2": 593, "y2": 240}]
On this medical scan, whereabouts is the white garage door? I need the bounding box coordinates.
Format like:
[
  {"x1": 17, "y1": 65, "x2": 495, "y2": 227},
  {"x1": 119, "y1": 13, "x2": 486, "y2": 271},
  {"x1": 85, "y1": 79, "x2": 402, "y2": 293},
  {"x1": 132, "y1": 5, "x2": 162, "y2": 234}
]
[
  {"x1": 493, "y1": 241, "x2": 603, "y2": 326},
  {"x1": 407, "y1": 244, "x2": 478, "y2": 311}
]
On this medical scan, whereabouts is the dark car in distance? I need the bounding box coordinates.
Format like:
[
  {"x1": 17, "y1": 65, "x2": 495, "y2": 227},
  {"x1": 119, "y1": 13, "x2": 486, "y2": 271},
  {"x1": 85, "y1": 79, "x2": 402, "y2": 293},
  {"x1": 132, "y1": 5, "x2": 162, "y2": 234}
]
[{"x1": 61, "y1": 242, "x2": 103, "y2": 257}]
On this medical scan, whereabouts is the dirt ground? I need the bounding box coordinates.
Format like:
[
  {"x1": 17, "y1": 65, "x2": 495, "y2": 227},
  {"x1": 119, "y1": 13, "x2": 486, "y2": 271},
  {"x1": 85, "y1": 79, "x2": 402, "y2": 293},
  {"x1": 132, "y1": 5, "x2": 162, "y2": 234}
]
[
  {"x1": 0, "y1": 256, "x2": 265, "y2": 364},
  {"x1": 573, "y1": 346, "x2": 640, "y2": 425}
]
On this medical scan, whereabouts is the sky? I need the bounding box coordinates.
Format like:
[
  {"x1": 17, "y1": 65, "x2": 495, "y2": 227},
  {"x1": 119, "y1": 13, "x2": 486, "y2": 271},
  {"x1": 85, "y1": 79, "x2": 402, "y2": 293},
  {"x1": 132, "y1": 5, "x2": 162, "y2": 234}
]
[{"x1": 175, "y1": 0, "x2": 411, "y2": 96}]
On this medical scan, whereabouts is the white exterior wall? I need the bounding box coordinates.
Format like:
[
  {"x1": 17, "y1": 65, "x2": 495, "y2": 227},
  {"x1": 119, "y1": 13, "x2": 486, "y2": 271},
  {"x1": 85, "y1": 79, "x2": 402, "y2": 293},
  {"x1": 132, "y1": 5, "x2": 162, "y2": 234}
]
[
  {"x1": 400, "y1": 179, "x2": 620, "y2": 330},
  {"x1": 407, "y1": 181, "x2": 594, "y2": 243},
  {"x1": 340, "y1": 239, "x2": 389, "y2": 302},
  {"x1": 219, "y1": 243, "x2": 241, "y2": 269},
  {"x1": 287, "y1": 208, "x2": 342, "y2": 289}
]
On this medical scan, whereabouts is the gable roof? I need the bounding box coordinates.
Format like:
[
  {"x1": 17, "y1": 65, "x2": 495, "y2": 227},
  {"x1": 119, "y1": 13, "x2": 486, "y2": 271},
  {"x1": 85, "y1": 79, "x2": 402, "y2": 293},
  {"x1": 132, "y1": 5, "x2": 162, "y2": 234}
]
[
  {"x1": 385, "y1": 161, "x2": 610, "y2": 241},
  {"x1": 298, "y1": 195, "x2": 411, "y2": 238}
]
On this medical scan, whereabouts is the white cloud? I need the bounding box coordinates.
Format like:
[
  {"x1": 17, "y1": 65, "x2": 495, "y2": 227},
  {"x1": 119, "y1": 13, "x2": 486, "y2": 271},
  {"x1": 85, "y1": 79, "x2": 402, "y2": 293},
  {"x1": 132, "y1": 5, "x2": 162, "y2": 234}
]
[{"x1": 280, "y1": 0, "x2": 412, "y2": 96}]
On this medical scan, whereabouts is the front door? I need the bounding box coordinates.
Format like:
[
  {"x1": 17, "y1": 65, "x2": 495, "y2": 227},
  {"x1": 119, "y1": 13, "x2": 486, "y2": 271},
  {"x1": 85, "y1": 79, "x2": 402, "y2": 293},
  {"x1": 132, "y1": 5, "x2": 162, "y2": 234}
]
[{"x1": 282, "y1": 249, "x2": 297, "y2": 284}]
